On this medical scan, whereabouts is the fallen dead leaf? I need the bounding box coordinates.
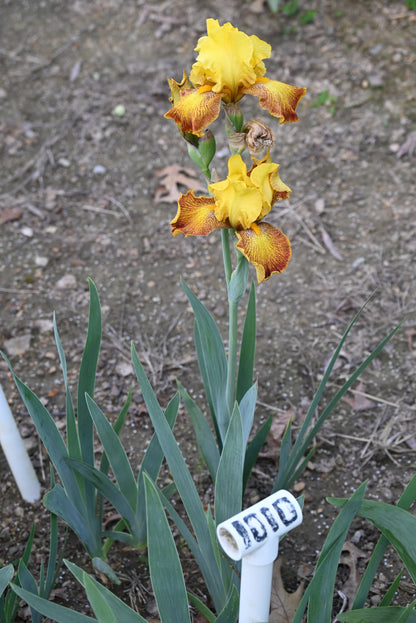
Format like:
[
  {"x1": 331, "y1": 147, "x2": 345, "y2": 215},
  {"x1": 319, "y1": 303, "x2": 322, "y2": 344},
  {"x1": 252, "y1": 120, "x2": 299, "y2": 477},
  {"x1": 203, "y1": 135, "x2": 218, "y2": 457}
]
[
  {"x1": 249, "y1": 0, "x2": 266, "y2": 12},
  {"x1": 405, "y1": 328, "x2": 416, "y2": 351},
  {"x1": 270, "y1": 559, "x2": 304, "y2": 623},
  {"x1": 154, "y1": 164, "x2": 206, "y2": 203},
  {"x1": 0, "y1": 206, "x2": 23, "y2": 225},
  {"x1": 339, "y1": 541, "x2": 368, "y2": 606},
  {"x1": 3, "y1": 334, "x2": 32, "y2": 356},
  {"x1": 261, "y1": 409, "x2": 294, "y2": 461},
  {"x1": 397, "y1": 130, "x2": 416, "y2": 158},
  {"x1": 269, "y1": 408, "x2": 294, "y2": 446},
  {"x1": 343, "y1": 382, "x2": 376, "y2": 411}
]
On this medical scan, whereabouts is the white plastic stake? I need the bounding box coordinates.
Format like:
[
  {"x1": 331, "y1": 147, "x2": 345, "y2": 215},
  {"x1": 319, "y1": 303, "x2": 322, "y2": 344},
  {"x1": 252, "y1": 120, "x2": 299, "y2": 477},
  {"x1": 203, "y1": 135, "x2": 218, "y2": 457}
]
[
  {"x1": 217, "y1": 490, "x2": 303, "y2": 623},
  {"x1": 0, "y1": 384, "x2": 41, "y2": 503}
]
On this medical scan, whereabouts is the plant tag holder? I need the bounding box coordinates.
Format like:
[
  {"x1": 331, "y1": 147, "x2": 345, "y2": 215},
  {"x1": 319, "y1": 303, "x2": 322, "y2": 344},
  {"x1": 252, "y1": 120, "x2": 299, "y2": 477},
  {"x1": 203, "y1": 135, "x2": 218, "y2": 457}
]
[
  {"x1": 217, "y1": 490, "x2": 302, "y2": 623},
  {"x1": 0, "y1": 383, "x2": 41, "y2": 503}
]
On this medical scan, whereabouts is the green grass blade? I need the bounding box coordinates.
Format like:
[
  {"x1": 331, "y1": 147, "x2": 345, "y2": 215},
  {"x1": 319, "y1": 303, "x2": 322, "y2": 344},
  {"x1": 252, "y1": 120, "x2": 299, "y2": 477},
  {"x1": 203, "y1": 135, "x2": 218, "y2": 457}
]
[
  {"x1": 238, "y1": 383, "x2": 257, "y2": 450},
  {"x1": 380, "y1": 570, "x2": 403, "y2": 607},
  {"x1": 135, "y1": 393, "x2": 179, "y2": 544},
  {"x1": 396, "y1": 472, "x2": 416, "y2": 509},
  {"x1": 138, "y1": 393, "x2": 179, "y2": 486},
  {"x1": 131, "y1": 342, "x2": 227, "y2": 611},
  {"x1": 337, "y1": 606, "x2": 416, "y2": 623},
  {"x1": 214, "y1": 403, "x2": 244, "y2": 527},
  {"x1": 159, "y1": 489, "x2": 227, "y2": 597},
  {"x1": 177, "y1": 381, "x2": 220, "y2": 482},
  {"x1": 66, "y1": 459, "x2": 139, "y2": 539},
  {"x1": 275, "y1": 317, "x2": 399, "y2": 490},
  {"x1": 9, "y1": 584, "x2": 97, "y2": 623},
  {"x1": 77, "y1": 280, "x2": 101, "y2": 523},
  {"x1": 144, "y1": 473, "x2": 191, "y2": 623},
  {"x1": 214, "y1": 585, "x2": 239, "y2": 623},
  {"x1": 99, "y1": 388, "x2": 132, "y2": 477},
  {"x1": 0, "y1": 564, "x2": 14, "y2": 623},
  {"x1": 187, "y1": 592, "x2": 216, "y2": 623},
  {"x1": 101, "y1": 531, "x2": 138, "y2": 547},
  {"x1": 182, "y1": 279, "x2": 228, "y2": 442},
  {"x1": 83, "y1": 573, "x2": 117, "y2": 623},
  {"x1": 43, "y1": 471, "x2": 68, "y2": 598},
  {"x1": 193, "y1": 321, "x2": 221, "y2": 444},
  {"x1": 85, "y1": 394, "x2": 137, "y2": 509},
  {"x1": 17, "y1": 561, "x2": 41, "y2": 623},
  {"x1": 308, "y1": 324, "x2": 400, "y2": 448},
  {"x1": 77, "y1": 279, "x2": 101, "y2": 467},
  {"x1": 236, "y1": 281, "x2": 256, "y2": 404},
  {"x1": 65, "y1": 560, "x2": 147, "y2": 623},
  {"x1": 44, "y1": 497, "x2": 58, "y2": 596},
  {"x1": 286, "y1": 446, "x2": 316, "y2": 489},
  {"x1": 352, "y1": 473, "x2": 416, "y2": 609},
  {"x1": 293, "y1": 482, "x2": 367, "y2": 623},
  {"x1": 243, "y1": 414, "x2": 272, "y2": 491},
  {"x1": 330, "y1": 497, "x2": 416, "y2": 585},
  {"x1": 53, "y1": 314, "x2": 80, "y2": 461},
  {"x1": 0, "y1": 566, "x2": 13, "y2": 597},
  {"x1": 44, "y1": 485, "x2": 100, "y2": 557}
]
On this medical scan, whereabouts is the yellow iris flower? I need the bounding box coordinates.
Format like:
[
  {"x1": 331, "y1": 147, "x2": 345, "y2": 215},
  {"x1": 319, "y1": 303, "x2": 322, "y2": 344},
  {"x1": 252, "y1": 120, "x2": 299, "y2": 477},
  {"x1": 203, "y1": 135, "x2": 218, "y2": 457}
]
[
  {"x1": 171, "y1": 154, "x2": 292, "y2": 283},
  {"x1": 165, "y1": 19, "x2": 306, "y2": 135}
]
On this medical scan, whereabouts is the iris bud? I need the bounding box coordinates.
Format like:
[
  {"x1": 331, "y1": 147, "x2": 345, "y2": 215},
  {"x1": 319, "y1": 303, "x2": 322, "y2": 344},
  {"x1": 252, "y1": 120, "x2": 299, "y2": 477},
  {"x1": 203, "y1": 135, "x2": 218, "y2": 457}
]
[
  {"x1": 198, "y1": 130, "x2": 216, "y2": 167},
  {"x1": 224, "y1": 102, "x2": 244, "y2": 133}
]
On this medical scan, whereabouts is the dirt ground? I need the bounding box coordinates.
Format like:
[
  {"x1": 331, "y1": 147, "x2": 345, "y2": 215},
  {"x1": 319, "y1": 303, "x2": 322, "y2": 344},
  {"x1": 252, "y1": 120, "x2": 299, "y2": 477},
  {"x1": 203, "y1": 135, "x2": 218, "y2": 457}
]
[{"x1": 1, "y1": 0, "x2": 416, "y2": 619}]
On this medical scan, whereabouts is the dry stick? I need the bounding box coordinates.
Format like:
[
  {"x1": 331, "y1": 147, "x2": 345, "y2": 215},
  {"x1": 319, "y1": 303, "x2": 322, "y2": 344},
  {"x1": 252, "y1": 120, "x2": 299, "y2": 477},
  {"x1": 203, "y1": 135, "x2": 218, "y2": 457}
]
[
  {"x1": 80, "y1": 204, "x2": 126, "y2": 218},
  {"x1": 6, "y1": 131, "x2": 66, "y2": 193},
  {"x1": 349, "y1": 386, "x2": 416, "y2": 411},
  {"x1": 103, "y1": 195, "x2": 132, "y2": 223}
]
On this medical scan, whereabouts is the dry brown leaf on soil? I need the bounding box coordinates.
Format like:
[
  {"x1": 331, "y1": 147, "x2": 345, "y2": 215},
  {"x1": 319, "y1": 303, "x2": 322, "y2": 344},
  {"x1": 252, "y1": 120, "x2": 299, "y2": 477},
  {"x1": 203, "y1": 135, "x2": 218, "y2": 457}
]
[
  {"x1": 249, "y1": 0, "x2": 266, "y2": 12},
  {"x1": 270, "y1": 559, "x2": 304, "y2": 623},
  {"x1": 0, "y1": 206, "x2": 23, "y2": 224},
  {"x1": 154, "y1": 164, "x2": 206, "y2": 203},
  {"x1": 396, "y1": 131, "x2": 416, "y2": 158},
  {"x1": 343, "y1": 382, "x2": 376, "y2": 411},
  {"x1": 339, "y1": 541, "x2": 368, "y2": 606},
  {"x1": 261, "y1": 409, "x2": 294, "y2": 461},
  {"x1": 405, "y1": 328, "x2": 416, "y2": 351},
  {"x1": 269, "y1": 408, "x2": 295, "y2": 447}
]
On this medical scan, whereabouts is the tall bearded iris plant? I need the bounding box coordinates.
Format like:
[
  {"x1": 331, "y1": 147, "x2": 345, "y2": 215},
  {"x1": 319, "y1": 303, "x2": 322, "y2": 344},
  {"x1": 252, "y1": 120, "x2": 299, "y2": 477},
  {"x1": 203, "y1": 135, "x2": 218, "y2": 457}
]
[{"x1": 165, "y1": 19, "x2": 306, "y2": 457}]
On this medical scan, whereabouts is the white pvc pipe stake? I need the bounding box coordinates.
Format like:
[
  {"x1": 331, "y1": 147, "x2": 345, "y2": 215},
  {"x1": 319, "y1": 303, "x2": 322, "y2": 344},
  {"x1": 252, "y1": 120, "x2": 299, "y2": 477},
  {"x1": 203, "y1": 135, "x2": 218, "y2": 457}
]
[
  {"x1": 0, "y1": 384, "x2": 41, "y2": 503},
  {"x1": 217, "y1": 490, "x2": 303, "y2": 623}
]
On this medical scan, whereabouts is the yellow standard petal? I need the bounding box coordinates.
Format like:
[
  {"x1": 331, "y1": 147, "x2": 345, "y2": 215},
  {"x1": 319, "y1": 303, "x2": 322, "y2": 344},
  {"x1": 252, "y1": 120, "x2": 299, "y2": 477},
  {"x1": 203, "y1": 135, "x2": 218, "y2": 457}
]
[
  {"x1": 190, "y1": 19, "x2": 271, "y2": 102},
  {"x1": 213, "y1": 180, "x2": 263, "y2": 231},
  {"x1": 247, "y1": 158, "x2": 291, "y2": 219},
  {"x1": 249, "y1": 161, "x2": 279, "y2": 214},
  {"x1": 209, "y1": 155, "x2": 264, "y2": 230},
  {"x1": 171, "y1": 190, "x2": 227, "y2": 237},
  {"x1": 164, "y1": 87, "x2": 222, "y2": 135},
  {"x1": 235, "y1": 222, "x2": 291, "y2": 283},
  {"x1": 242, "y1": 78, "x2": 306, "y2": 123}
]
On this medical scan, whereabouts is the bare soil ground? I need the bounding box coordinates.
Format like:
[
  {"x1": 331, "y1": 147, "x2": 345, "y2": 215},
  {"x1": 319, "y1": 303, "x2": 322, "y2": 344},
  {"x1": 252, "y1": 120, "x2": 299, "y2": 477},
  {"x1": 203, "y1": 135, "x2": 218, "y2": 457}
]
[{"x1": 1, "y1": 0, "x2": 416, "y2": 619}]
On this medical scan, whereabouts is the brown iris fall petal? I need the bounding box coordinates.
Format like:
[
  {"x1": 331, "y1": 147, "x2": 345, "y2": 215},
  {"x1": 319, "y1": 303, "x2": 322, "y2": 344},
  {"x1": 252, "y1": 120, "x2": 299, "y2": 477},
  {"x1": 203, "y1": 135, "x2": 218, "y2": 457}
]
[{"x1": 236, "y1": 223, "x2": 292, "y2": 282}]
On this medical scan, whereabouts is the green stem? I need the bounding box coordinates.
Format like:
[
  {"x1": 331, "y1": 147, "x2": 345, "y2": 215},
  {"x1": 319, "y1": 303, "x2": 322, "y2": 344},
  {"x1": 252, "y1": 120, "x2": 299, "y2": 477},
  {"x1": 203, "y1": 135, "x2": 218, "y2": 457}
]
[
  {"x1": 226, "y1": 298, "x2": 238, "y2": 415},
  {"x1": 221, "y1": 229, "x2": 238, "y2": 415},
  {"x1": 221, "y1": 229, "x2": 232, "y2": 286}
]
